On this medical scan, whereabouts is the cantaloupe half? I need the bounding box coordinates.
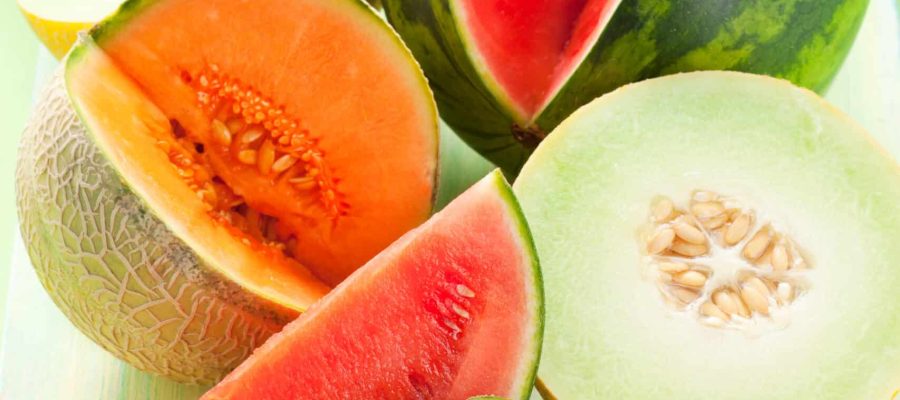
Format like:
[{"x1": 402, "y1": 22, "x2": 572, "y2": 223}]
[{"x1": 16, "y1": 0, "x2": 437, "y2": 384}]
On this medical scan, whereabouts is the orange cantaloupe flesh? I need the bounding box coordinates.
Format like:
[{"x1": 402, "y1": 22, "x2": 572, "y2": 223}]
[
  {"x1": 92, "y1": 0, "x2": 438, "y2": 285},
  {"x1": 68, "y1": 43, "x2": 331, "y2": 311}
]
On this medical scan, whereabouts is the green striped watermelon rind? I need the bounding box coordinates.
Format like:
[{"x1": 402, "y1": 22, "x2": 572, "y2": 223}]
[
  {"x1": 384, "y1": 0, "x2": 870, "y2": 175},
  {"x1": 489, "y1": 169, "x2": 545, "y2": 400}
]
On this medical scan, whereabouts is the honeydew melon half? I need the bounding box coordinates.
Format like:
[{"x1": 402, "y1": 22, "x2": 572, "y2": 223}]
[
  {"x1": 16, "y1": 0, "x2": 437, "y2": 384},
  {"x1": 514, "y1": 71, "x2": 900, "y2": 399}
]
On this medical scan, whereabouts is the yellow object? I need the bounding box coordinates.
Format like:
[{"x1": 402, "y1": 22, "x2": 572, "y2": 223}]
[{"x1": 16, "y1": 0, "x2": 122, "y2": 59}]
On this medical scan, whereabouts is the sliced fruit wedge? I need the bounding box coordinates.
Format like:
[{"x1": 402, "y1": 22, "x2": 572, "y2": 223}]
[
  {"x1": 202, "y1": 171, "x2": 543, "y2": 400},
  {"x1": 383, "y1": 0, "x2": 868, "y2": 174},
  {"x1": 514, "y1": 71, "x2": 900, "y2": 399}
]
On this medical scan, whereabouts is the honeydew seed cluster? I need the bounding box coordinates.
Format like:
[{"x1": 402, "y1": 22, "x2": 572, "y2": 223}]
[
  {"x1": 644, "y1": 191, "x2": 809, "y2": 328},
  {"x1": 193, "y1": 64, "x2": 347, "y2": 218}
]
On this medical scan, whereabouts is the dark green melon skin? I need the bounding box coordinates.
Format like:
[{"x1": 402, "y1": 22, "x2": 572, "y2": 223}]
[{"x1": 383, "y1": 0, "x2": 869, "y2": 175}]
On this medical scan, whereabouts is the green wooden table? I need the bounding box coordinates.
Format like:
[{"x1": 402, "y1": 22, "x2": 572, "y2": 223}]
[{"x1": 0, "y1": 1, "x2": 897, "y2": 399}]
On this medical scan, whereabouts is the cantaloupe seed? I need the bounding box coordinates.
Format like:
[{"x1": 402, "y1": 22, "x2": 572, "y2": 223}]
[
  {"x1": 641, "y1": 190, "x2": 810, "y2": 329},
  {"x1": 153, "y1": 64, "x2": 352, "y2": 268},
  {"x1": 193, "y1": 64, "x2": 345, "y2": 217}
]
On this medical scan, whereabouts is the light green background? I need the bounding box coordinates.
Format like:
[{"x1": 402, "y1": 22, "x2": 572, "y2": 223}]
[{"x1": 0, "y1": 1, "x2": 897, "y2": 399}]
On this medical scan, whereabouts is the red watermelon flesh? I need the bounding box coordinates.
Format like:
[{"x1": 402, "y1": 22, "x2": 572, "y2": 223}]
[
  {"x1": 459, "y1": 0, "x2": 618, "y2": 118},
  {"x1": 201, "y1": 170, "x2": 543, "y2": 400}
]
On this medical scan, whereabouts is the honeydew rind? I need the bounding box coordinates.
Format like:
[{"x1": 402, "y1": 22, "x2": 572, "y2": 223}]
[{"x1": 514, "y1": 71, "x2": 900, "y2": 399}]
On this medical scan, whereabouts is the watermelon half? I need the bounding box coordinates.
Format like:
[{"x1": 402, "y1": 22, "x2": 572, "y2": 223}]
[
  {"x1": 383, "y1": 0, "x2": 869, "y2": 174},
  {"x1": 202, "y1": 170, "x2": 543, "y2": 399}
]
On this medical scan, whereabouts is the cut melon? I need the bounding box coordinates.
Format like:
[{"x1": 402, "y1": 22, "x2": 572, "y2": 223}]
[
  {"x1": 16, "y1": 0, "x2": 122, "y2": 58},
  {"x1": 384, "y1": 0, "x2": 869, "y2": 174},
  {"x1": 513, "y1": 71, "x2": 900, "y2": 399},
  {"x1": 202, "y1": 171, "x2": 543, "y2": 400},
  {"x1": 16, "y1": 0, "x2": 437, "y2": 383}
]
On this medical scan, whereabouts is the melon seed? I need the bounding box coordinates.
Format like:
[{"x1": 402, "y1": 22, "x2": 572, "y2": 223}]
[
  {"x1": 451, "y1": 303, "x2": 470, "y2": 319},
  {"x1": 691, "y1": 201, "x2": 725, "y2": 220},
  {"x1": 272, "y1": 155, "x2": 298, "y2": 173},
  {"x1": 658, "y1": 261, "x2": 689, "y2": 273},
  {"x1": 670, "y1": 241, "x2": 707, "y2": 257},
  {"x1": 740, "y1": 285, "x2": 770, "y2": 315},
  {"x1": 673, "y1": 222, "x2": 706, "y2": 244},
  {"x1": 648, "y1": 228, "x2": 675, "y2": 254},
  {"x1": 700, "y1": 301, "x2": 730, "y2": 321},
  {"x1": 258, "y1": 140, "x2": 276, "y2": 174},
  {"x1": 673, "y1": 270, "x2": 707, "y2": 287},
  {"x1": 743, "y1": 229, "x2": 772, "y2": 260},
  {"x1": 652, "y1": 197, "x2": 675, "y2": 222},
  {"x1": 701, "y1": 213, "x2": 729, "y2": 229},
  {"x1": 240, "y1": 127, "x2": 265, "y2": 145},
  {"x1": 211, "y1": 119, "x2": 232, "y2": 145},
  {"x1": 744, "y1": 277, "x2": 770, "y2": 296},
  {"x1": 713, "y1": 291, "x2": 740, "y2": 316},
  {"x1": 776, "y1": 282, "x2": 794, "y2": 303},
  {"x1": 238, "y1": 149, "x2": 257, "y2": 165},
  {"x1": 771, "y1": 244, "x2": 790, "y2": 271},
  {"x1": 725, "y1": 213, "x2": 752, "y2": 245},
  {"x1": 671, "y1": 287, "x2": 700, "y2": 304},
  {"x1": 642, "y1": 191, "x2": 810, "y2": 329},
  {"x1": 456, "y1": 284, "x2": 475, "y2": 298}
]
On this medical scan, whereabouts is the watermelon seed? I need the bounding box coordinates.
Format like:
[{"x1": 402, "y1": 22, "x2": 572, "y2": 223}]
[
  {"x1": 456, "y1": 284, "x2": 475, "y2": 298},
  {"x1": 451, "y1": 303, "x2": 470, "y2": 319}
]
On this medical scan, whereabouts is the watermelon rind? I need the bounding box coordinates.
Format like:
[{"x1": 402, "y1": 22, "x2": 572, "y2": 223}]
[{"x1": 384, "y1": 0, "x2": 870, "y2": 174}]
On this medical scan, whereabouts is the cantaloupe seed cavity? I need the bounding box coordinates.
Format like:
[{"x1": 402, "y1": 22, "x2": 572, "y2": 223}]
[
  {"x1": 155, "y1": 64, "x2": 349, "y2": 268},
  {"x1": 641, "y1": 190, "x2": 812, "y2": 331}
]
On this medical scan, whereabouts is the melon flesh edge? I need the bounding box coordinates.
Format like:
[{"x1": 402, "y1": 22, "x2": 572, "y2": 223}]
[
  {"x1": 15, "y1": 53, "x2": 295, "y2": 384},
  {"x1": 453, "y1": 0, "x2": 620, "y2": 121},
  {"x1": 514, "y1": 71, "x2": 900, "y2": 399},
  {"x1": 203, "y1": 170, "x2": 543, "y2": 400},
  {"x1": 93, "y1": 0, "x2": 439, "y2": 285},
  {"x1": 66, "y1": 40, "x2": 330, "y2": 314}
]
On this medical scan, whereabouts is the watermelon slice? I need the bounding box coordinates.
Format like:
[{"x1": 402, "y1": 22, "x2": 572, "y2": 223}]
[
  {"x1": 202, "y1": 170, "x2": 543, "y2": 400},
  {"x1": 384, "y1": 0, "x2": 868, "y2": 174}
]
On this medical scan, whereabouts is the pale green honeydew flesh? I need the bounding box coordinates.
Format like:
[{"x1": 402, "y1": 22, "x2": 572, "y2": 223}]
[{"x1": 514, "y1": 71, "x2": 900, "y2": 399}]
